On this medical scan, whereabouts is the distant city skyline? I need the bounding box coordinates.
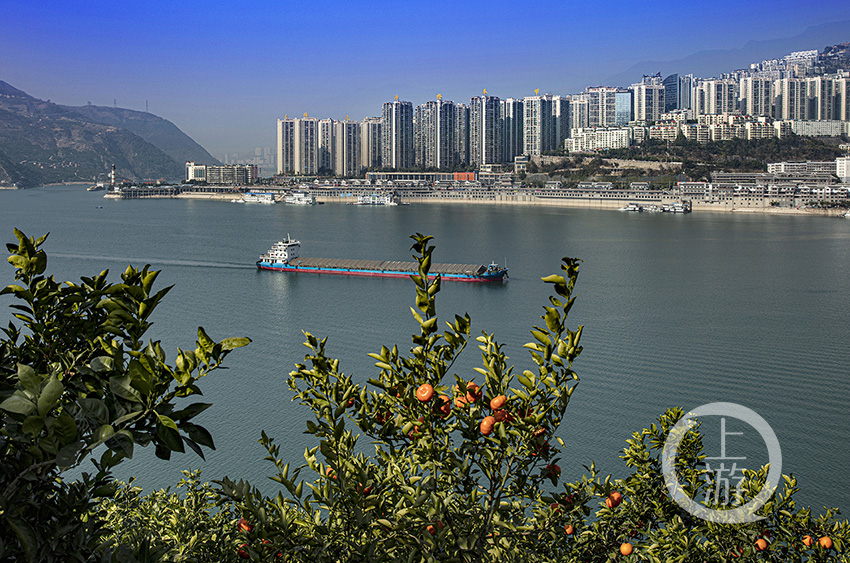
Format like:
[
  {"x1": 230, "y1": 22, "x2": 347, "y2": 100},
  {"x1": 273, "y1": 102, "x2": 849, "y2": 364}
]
[{"x1": 1, "y1": 1, "x2": 848, "y2": 157}]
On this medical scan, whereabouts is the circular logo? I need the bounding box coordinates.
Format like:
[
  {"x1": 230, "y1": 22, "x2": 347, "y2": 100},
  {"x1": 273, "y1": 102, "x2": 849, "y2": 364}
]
[{"x1": 661, "y1": 402, "x2": 782, "y2": 524}]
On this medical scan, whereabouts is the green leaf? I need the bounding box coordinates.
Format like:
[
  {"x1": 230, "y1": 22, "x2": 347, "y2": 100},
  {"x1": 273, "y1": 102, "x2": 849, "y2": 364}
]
[
  {"x1": 220, "y1": 336, "x2": 251, "y2": 351},
  {"x1": 37, "y1": 376, "x2": 64, "y2": 416},
  {"x1": 106, "y1": 429, "x2": 135, "y2": 458},
  {"x1": 171, "y1": 402, "x2": 213, "y2": 421},
  {"x1": 156, "y1": 414, "x2": 185, "y2": 453},
  {"x1": 79, "y1": 398, "x2": 109, "y2": 425},
  {"x1": 22, "y1": 415, "x2": 44, "y2": 436},
  {"x1": 17, "y1": 363, "x2": 42, "y2": 396},
  {"x1": 56, "y1": 442, "x2": 81, "y2": 469},
  {"x1": 183, "y1": 422, "x2": 215, "y2": 450},
  {"x1": 110, "y1": 375, "x2": 142, "y2": 402},
  {"x1": 6, "y1": 515, "x2": 38, "y2": 562},
  {"x1": 197, "y1": 327, "x2": 215, "y2": 352},
  {"x1": 1, "y1": 394, "x2": 36, "y2": 415},
  {"x1": 7, "y1": 254, "x2": 29, "y2": 270},
  {"x1": 90, "y1": 356, "x2": 115, "y2": 372}
]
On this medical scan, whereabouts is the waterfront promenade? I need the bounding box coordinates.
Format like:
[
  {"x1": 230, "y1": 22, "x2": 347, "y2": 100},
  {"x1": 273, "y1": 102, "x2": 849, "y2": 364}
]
[{"x1": 104, "y1": 185, "x2": 849, "y2": 216}]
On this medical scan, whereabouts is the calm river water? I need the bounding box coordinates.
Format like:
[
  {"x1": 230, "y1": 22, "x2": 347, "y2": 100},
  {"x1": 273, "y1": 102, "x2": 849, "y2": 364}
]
[{"x1": 1, "y1": 185, "x2": 849, "y2": 511}]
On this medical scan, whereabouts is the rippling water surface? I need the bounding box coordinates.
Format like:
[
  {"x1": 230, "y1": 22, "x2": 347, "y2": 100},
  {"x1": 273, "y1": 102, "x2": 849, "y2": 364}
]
[{"x1": 2, "y1": 186, "x2": 849, "y2": 511}]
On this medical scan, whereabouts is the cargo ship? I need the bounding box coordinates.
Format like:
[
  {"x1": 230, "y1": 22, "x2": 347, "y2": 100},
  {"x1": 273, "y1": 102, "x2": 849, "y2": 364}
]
[{"x1": 257, "y1": 238, "x2": 508, "y2": 282}]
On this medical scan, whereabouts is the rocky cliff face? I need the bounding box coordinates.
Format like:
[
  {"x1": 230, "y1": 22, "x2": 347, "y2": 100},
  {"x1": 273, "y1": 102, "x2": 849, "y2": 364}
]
[{"x1": 0, "y1": 81, "x2": 217, "y2": 188}]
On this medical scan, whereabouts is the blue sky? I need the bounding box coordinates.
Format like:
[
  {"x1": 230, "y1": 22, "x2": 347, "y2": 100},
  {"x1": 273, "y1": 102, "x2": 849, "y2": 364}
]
[{"x1": 1, "y1": 0, "x2": 848, "y2": 157}]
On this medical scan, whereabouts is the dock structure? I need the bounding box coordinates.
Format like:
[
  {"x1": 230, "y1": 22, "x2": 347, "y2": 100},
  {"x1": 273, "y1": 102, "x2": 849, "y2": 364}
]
[{"x1": 285, "y1": 257, "x2": 490, "y2": 277}]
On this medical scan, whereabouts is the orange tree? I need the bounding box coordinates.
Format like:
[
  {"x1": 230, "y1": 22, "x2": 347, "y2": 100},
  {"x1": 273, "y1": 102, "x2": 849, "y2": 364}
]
[
  {"x1": 220, "y1": 234, "x2": 849, "y2": 562},
  {"x1": 0, "y1": 230, "x2": 250, "y2": 561}
]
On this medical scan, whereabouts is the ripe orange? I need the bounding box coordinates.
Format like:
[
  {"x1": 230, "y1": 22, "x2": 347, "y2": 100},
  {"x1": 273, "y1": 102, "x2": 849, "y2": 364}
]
[
  {"x1": 493, "y1": 409, "x2": 509, "y2": 423},
  {"x1": 490, "y1": 395, "x2": 507, "y2": 410},
  {"x1": 619, "y1": 542, "x2": 633, "y2": 556},
  {"x1": 347, "y1": 397, "x2": 355, "y2": 408},
  {"x1": 819, "y1": 536, "x2": 833, "y2": 549},
  {"x1": 454, "y1": 396, "x2": 468, "y2": 409},
  {"x1": 606, "y1": 491, "x2": 623, "y2": 508},
  {"x1": 238, "y1": 517, "x2": 253, "y2": 533},
  {"x1": 564, "y1": 524, "x2": 574, "y2": 535},
  {"x1": 466, "y1": 382, "x2": 481, "y2": 402},
  {"x1": 802, "y1": 535, "x2": 814, "y2": 547},
  {"x1": 237, "y1": 544, "x2": 249, "y2": 559},
  {"x1": 437, "y1": 395, "x2": 451, "y2": 417},
  {"x1": 754, "y1": 538, "x2": 767, "y2": 551},
  {"x1": 416, "y1": 383, "x2": 434, "y2": 402},
  {"x1": 325, "y1": 466, "x2": 336, "y2": 480},
  {"x1": 480, "y1": 415, "x2": 496, "y2": 436}
]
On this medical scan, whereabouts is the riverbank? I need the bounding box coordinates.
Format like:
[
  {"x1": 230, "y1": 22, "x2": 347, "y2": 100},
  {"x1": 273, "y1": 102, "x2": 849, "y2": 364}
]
[{"x1": 101, "y1": 190, "x2": 850, "y2": 216}]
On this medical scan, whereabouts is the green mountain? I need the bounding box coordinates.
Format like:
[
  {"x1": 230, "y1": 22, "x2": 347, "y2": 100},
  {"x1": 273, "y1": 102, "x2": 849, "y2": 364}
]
[{"x1": 0, "y1": 80, "x2": 217, "y2": 188}]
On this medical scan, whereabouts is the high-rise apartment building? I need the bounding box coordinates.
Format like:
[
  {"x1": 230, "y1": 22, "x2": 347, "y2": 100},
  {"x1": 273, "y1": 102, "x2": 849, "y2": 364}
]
[
  {"x1": 773, "y1": 78, "x2": 806, "y2": 120},
  {"x1": 739, "y1": 76, "x2": 773, "y2": 117},
  {"x1": 277, "y1": 117, "x2": 319, "y2": 175},
  {"x1": 663, "y1": 74, "x2": 680, "y2": 112},
  {"x1": 695, "y1": 79, "x2": 738, "y2": 117},
  {"x1": 360, "y1": 117, "x2": 382, "y2": 169},
  {"x1": 333, "y1": 120, "x2": 360, "y2": 177},
  {"x1": 552, "y1": 96, "x2": 570, "y2": 150},
  {"x1": 469, "y1": 95, "x2": 501, "y2": 166},
  {"x1": 523, "y1": 94, "x2": 555, "y2": 156},
  {"x1": 318, "y1": 118, "x2": 335, "y2": 173},
  {"x1": 569, "y1": 96, "x2": 589, "y2": 130},
  {"x1": 414, "y1": 99, "x2": 456, "y2": 169},
  {"x1": 500, "y1": 98, "x2": 524, "y2": 162},
  {"x1": 586, "y1": 87, "x2": 631, "y2": 128},
  {"x1": 381, "y1": 100, "x2": 414, "y2": 169},
  {"x1": 631, "y1": 75, "x2": 665, "y2": 123},
  {"x1": 277, "y1": 118, "x2": 294, "y2": 175},
  {"x1": 454, "y1": 103, "x2": 470, "y2": 166}
]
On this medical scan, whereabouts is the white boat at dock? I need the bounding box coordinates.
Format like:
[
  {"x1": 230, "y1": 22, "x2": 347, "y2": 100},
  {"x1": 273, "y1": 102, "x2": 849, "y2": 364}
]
[
  {"x1": 351, "y1": 193, "x2": 400, "y2": 206},
  {"x1": 284, "y1": 191, "x2": 316, "y2": 205},
  {"x1": 618, "y1": 202, "x2": 643, "y2": 212},
  {"x1": 238, "y1": 192, "x2": 276, "y2": 204}
]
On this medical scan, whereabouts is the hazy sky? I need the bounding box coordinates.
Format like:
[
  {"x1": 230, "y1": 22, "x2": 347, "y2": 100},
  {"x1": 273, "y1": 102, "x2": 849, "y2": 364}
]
[{"x1": 1, "y1": 0, "x2": 847, "y2": 157}]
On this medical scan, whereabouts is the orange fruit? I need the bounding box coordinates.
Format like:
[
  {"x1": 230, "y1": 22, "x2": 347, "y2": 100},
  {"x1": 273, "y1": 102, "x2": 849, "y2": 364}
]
[
  {"x1": 606, "y1": 491, "x2": 623, "y2": 508},
  {"x1": 454, "y1": 396, "x2": 468, "y2": 409},
  {"x1": 490, "y1": 395, "x2": 507, "y2": 410},
  {"x1": 437, "y1": 395, "x2": 451, "y2": 416},
  {"x1": 416, "y1": 383, "x2": 434, "y2": 402},
  {"x1": 493, "y1": 409, "x2": 509, "y2": 422},
  {"x1": 480, "y1": 415, "x2": 496, "y2": 435},
  {"x1": 819, "y1": 536, "x2": 833, "y2": 549},
  {"x1": 325, "y1": 466, "x2": 336, "y2": 480},
  {"x1": 237, "y1": 517, "x2": 253, "y2": 533},
  {"x1": 466, "y1": 382, "x2": 481, "y2": 402},
  {"x1": 619, "y1": 542, "x2": 633, "y2": 556},
  {"x1": 564, "y1": 524, "x2": 574, "y2": 535},
  {"x1": 755, "y1": 538, "x2": 767, "y2": 551},
  {"x1": 802, "y1": 535, "x2": 814, "y2": 547},
  {"x1": 237, "y1": 544, "x2": 249, "y2": 559}
]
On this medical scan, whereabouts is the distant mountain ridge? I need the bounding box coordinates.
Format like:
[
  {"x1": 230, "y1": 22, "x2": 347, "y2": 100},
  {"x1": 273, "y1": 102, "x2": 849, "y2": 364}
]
[
  {"x1": 0, "y1": 80, "x2": 218, "y2": 188},
  {"x1": 604, "y1": 19, "x2": 850, "y2": 86}
]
